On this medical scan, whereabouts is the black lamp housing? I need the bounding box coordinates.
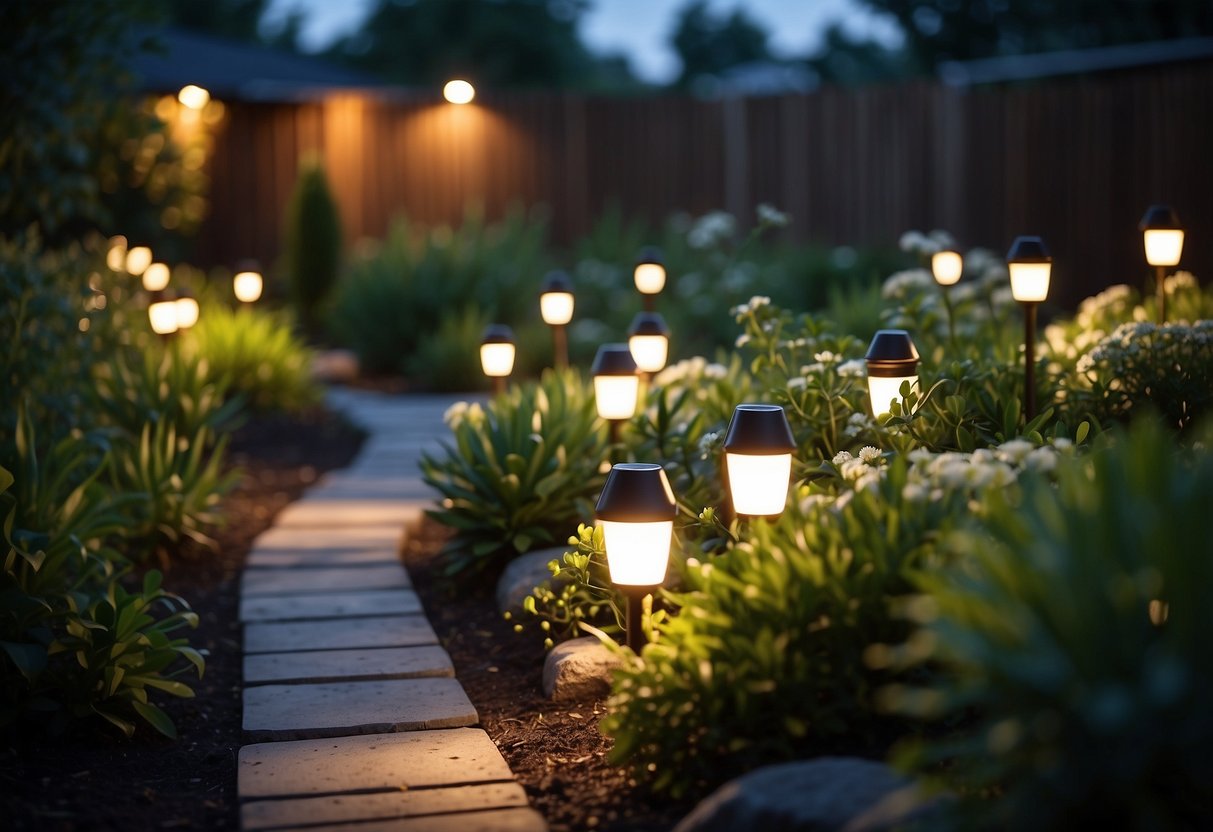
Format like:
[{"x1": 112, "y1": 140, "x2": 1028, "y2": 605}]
[
  {"x1": 864, "y1": 330, "x2": 920, "y2": 378},
  {"x1": 1138, "y1": 204, "x2": 1182, "y2": 231},
  {"x1": 1006, "y1": 235, "x2": 1052, "y2": 264},
  {"x1": 481, "y1": 323, "x2": 516, "y2": 346},
  {"x1": 539, "y1": 269, "x2": 574, "y2": 296},
  {"x1": 628, "y1": 311, "x2": 670, "y2": 338},
  {"x1": 591, "y1": 343, "x2": 639, "y2": 376},
  {"x1": 595, "y1": 463, "x2": 677, "y2": 522},
  {"x1": 723, "y1": 404, "x2": 795, "y2": 455},
  {"x1": 635, "y1": 246, "x2": 664, "y2": 269}
]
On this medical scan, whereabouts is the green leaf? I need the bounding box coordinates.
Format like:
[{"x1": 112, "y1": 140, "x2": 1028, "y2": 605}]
[
  {"x1": 1, "y1": 641, "x2": 47, "y2": 682},
  {"x1": 132, "y1": 700, "x2": 177, "y2": 739}
]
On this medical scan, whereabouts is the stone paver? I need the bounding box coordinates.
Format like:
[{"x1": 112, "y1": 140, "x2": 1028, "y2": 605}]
[
  {"x1": 244, "y1": 645, "x2": 453, "y2": 686},
  {"x1": 241, "y1": 782, "x2": 529, "y2": 830},
  {"x1": 285, "y1": 807, "x2": 548, "y2": 831},
  {"x1": 274, "y1": 499, "x2": 425, "y2": 529},
  {"x1": 245, "y1": 615, "x2": 437, "y2": 654},
  {"x1": 239, "y1": 728, "x2": 513, "y2": 798},
  {"x1": 243, "y1": 678, "x2": 477, "y2": 741},
  {"x1": 242, "y1": 564, "x2": 410, "y2": 596},
  {"x1": 251, "y1": 524, "x2": 405, "y2": 551},
  {"x1": 247, "y1": 545, "x2": 401, "y2": 570},
  {"x1": 239, "y1": 589, "x2": 423, "y2": 623},
  {"x1": 238, "y1": 392, "x2": 544, "y2": 831}
]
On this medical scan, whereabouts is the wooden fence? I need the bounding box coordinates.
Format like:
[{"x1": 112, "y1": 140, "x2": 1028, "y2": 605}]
[{"x1": 200, "y1": 62, "x2": 1213, "y2": 308}]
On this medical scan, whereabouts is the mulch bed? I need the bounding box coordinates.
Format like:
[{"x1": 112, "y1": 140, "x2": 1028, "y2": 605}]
[{"x1": 2, "y1": 399, "x2": 692, "y2": 832}]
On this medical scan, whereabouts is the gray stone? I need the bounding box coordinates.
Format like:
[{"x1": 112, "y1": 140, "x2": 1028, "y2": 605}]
[
  {"x1": 672, "y1": 758, "x2": 936, "y2": 832},
  {"x1": 542, "y1": 637, "x2": 622, "y2": 702},
  {"x1": 240, "y1": 589, "x2": 423, "y2": 622},
  {"x1": 496, "y1": 548, "x2": 568, "y2": 615},
  {"x1": 275, "y1": 499, "x2": 422, "y2": 529},
  {"x1": 245, "y1": 615, "x2": 437, "y2": 654},
  {"x1": 244, "y1": 645, "x2": 453, "y2": 686},
  {"x1": 252, "y1": 524, "x2": 405, "y2": 552},
  {"x1": 241, "y1": 782, "x2": 528, "y2": 830},
  {"x1": 247, "y1": 546, "x2": 402, "y2": 570},
  {"x1": 242, "y1": 677, "x2": 477, "y2": 741},
  {"x1": 242, "y1": 565, "x2": 410, "y2": 596},
  {"x1": 296, "y1": 808, "x2": 548, "y2": 831},
  {"x1": 239, "y1": 728, "x2": 513, "y2": 798},
  {"x1": 303, "y1": 482, "x2": 437, "y2": 502}
]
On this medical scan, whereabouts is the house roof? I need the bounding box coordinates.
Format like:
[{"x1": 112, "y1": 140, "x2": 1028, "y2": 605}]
[
  {"x1": 131, "y1": 26, "x2": 383, "y2": 101},
  {"x1": 939, "y1": 37, "x2": 1213, "y2": 87}
]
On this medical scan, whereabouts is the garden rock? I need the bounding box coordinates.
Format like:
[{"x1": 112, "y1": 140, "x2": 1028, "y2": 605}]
[
  {"x1": 673, "y1": 757, "x2": 936, "y2": 832},
  {"x1": 496, "y1": 547, "x2": 568, "y2": 615},
  {"x1": 542, "y1": 636, "x2": 621, "y2": 702}
]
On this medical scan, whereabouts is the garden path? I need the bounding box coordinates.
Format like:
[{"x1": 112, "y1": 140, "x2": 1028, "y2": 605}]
[{"x1": 237, "y1": 389, "x2": 547, "y2": 831}]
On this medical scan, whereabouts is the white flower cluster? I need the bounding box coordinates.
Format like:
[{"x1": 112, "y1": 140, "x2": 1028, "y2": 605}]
[
  {"x1": 899, "y1": 439, "x2": 1069, "y2": 503},
  {"x1": 881, "y1": 268, "x2": 935, "y2": 300},
  {"x1": 898, "y1": 229, "x2": 955, "y2": 256},
  {"x1": 1076, "y1": 319, "x2": 1213, "y2": 376},
  {"x1": 443, "y1": 400, "x2": 484, "y2": 429},
  {"x1": 832, "y1": 446, "x2": 886, "y2": 493},
  {"x1": 757, "y1": 203, "x2": 790, "y2": 228},
  {"x1": 730, "y1": 295, "x2": 771, "y2": 317},
  {"x1": 1164, "y1": 271, "x2": 1198, "y2": 293},
  {"x1": 688, "y1": 211, "x2": 737, "y2": 249},
  {"x1": 653, "y1": 356, "x2": 729, "y2": 388}
]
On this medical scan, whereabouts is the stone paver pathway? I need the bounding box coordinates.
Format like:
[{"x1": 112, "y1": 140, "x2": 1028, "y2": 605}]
[{"x1": 237, "y1": 389, "x2": 546, "y2": 831}]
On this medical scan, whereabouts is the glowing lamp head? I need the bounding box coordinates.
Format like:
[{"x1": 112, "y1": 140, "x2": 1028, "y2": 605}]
[
  {"x1": 633, "y1": 247, "x2": 666, "y2": 295},
  {"x1": 142, "y1": 262, "x2": 170, "y2": 292},
  {"x1": 627, "y1": 312, "x2": 671, "y2": 374},
  {"x1": 539, "y1": 270, "x2": 575, "y2": 326},
  {"x1": 595, "y1": 463, "x2": 677, "y2": 587},
  {"x1": 591, "y1": 344, "x2": 640, "y2": 421},
  {"x1": 1007, "y1": 236, "x2": 1052, "y2": 302},
  {"x1": 723, "y1": 404, "x2": 796, "y2": 518},
  {"x1": 865, "y1": 330, "x2": 920, "y2": 418},
  {"x1": 178, "y1": 85, "x2": 211, "y2": 110},
  {"x1": 148, "y1": 293, "x2": 179, "y2": 336},
  {"x1": 126, "y1": 246, "x2": 153, "y2": 276},
  {"x1": 233, "y1": 263, "x2": 264, "y2": 303},
  {"x1": 174, "y1": 292, "x2": 200, "y2": 331},
  {"x1": 443, "y1": 79, "x2": 475, "y2": 104},
  {"x1": 931, "y1": 250, "x2": 963, "y2": 286},
  {"x1": 106, "y1": 236, "x2": 128, "y2": 272},
  {"x1": 1139, "y1": 205, "x2": 1184, "y2": 267},
  {"x1": 479, "y1": 324, "x2": 516, "y2": 378}
]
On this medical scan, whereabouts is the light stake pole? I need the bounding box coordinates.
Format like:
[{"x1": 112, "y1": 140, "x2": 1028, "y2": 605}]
[
  {"x1": 1007, "y1": 236, "x2": 1052, "y2": 423},
  {"x1": 539, "y1": 270, "x2": 575, "y2": 370},
  {"x1": 1139, "y1": 205, "x2": 1184, "y2": 324},
  {"x1": 931, "y1": 249, "x2": 963, "y2": 346},
  {"x1": 595, "y1": 463, "x2": 677, "y2": 652},
  {"x1": 592, "y1": 344, "x2": 640, "y2": 450},
  {"x1": 633, "y1": 247, "x2": 666, "y2": 312},
  {"x1": 480, "y1": 324, "x2": 516, "y2": 396}
]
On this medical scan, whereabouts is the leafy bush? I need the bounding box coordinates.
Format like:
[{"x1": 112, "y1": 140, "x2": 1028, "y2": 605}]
[
  {"x1": 421, "y1": 369, "x2": 607, "y2": 575},
  {"x1": 0, "y1": 411, "x2": 204, "y2": 738},
  {"x1": 600, "y1": 441, "x2": 1073, "y2": 798},
  {"x1": 187, "y1": 304, "x2": 320, "y2": 412},
  {"x1": 885, "y1": 419, "x2": 1213, "y2": 830},
  {"x1": 283, "y1": 157, "x2": 342, "y2": 337},
  {"x1": 330, "y1": 207, "x2": 550, "y2": 387},
  {"x1": 1067, "y1": 320, "x2": 1213, "y2": 435}
]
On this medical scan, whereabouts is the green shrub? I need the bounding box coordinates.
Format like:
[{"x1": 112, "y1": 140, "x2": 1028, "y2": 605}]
[
  {"x1": 0, "y1": 410, "x2": 203, "y2": 738},
  {"x1": 601, "y1": 440, "x2": 1076, "y2": 798},
  {"x1": 421, "y1": 369, "x2": 607, "y2": 575},
  {"x1": 283, "y1": 157, "x2": 342, "y2": 337},
  {"x1": 187, "y1": 304, "x2": 320, "y2": 412},
  {"x1": 885, "y1": 419, "x2": 1213, "y2": 830},
  {"x1": 1065, "y1": 320, "x2": 1213, "y2": 435},
  {"x1": 330, "y1": 207, "x2": 550, "y2": 387}
]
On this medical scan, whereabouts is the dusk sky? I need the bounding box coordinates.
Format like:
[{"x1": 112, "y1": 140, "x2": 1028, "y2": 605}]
[{"x1": 264, "y1": 0, "x2": 904, "y2": 83}]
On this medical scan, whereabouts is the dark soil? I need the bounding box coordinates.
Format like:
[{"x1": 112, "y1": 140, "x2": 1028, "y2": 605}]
[
  {"x1": 0, "y1": 406, "x2": 365, "y2": 832},
  {"x1": 403, "y1": 525, "x2": 695, "y2": 832}
]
